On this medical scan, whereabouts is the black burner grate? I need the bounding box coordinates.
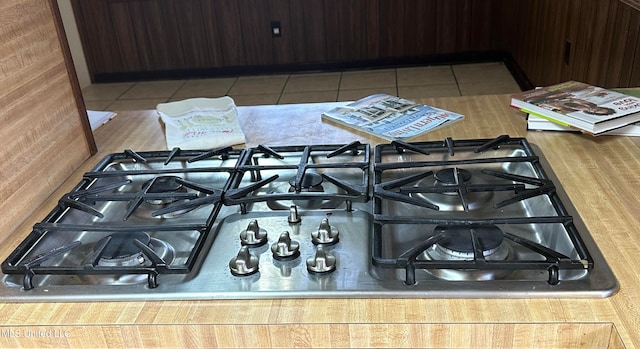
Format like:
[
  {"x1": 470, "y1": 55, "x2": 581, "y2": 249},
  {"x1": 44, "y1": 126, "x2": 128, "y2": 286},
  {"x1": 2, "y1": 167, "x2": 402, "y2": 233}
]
[
  {"x1": 1, "y1": 147, "x2": 243, "y2": 290},
  {"x1": 372, "y1": 136, "x2": 594, "y2": 286},
  {"x1": 224, "y1": 141, "x2": 370, "y2": 212}
]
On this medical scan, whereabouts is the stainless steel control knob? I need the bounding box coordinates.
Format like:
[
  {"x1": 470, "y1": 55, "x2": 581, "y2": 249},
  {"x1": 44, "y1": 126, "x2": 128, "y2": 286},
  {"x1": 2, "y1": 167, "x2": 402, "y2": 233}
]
[
  {"x1": 229, "y1": 246, "x2": 259, "y2": 276},
  {"x1": 306, "y1": 246, "x2": 336, "y2": 274},
  {"x1": 240, "y1": 219, "x2": 268, "y2": 246},
  {"x1": 271, "y1": 231, "x2": 300, "y2": 260},
  {"x1": 311, "y1": 218, "x2": 339, "y2": 245}
]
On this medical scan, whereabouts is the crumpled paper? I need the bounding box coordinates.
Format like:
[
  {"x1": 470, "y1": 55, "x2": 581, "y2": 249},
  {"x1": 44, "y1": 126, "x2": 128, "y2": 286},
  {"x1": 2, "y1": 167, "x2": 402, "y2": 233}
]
[{"x1": 156, "y1": 97, "x2": 246, "y2": 150}]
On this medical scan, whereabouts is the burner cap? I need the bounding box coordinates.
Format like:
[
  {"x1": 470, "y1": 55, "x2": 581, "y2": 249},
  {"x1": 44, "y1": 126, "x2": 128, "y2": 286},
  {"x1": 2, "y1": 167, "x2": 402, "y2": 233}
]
[
  {"x1": 289, "y1": 173, "x2": 324, "y2": 191},
  {"x1": 97, "y1": 232, "x2": 151, "y2": 260},
  {"x1": 435, "y1": 224, "x2": 504, "y2": 253},
  {"x1": 146, "y1": 176, "x2": 183, "y2": 193},
  {"x1": 434, "y1": 168, "x2": 472, "y2": 185}
]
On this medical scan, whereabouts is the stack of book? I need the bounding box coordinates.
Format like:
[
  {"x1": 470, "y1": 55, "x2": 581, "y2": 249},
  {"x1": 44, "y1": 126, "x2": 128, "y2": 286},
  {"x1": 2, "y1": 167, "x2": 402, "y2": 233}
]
[{"x1": 510, "y1": 81, "x2": 640, "y2": 136}]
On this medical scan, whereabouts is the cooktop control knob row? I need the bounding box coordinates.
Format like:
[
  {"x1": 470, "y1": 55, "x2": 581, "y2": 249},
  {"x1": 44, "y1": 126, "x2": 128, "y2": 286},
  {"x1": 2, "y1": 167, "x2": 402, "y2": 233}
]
[{"x1": 230, "y1": 215, "x2": 341, "y2": 277}]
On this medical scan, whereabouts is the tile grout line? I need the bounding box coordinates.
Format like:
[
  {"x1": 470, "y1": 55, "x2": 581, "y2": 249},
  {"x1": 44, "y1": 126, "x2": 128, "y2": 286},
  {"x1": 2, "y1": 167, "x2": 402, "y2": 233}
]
[
  {"x1": 394, "y1": 68, "x2": 399, "y2": 97},
  {"x1": 450, "y1": 65, "x2": 463, "y2": 96},
  {"x1": 83, "y1": 64, "x2": 521, "y2": 109},
  {"x1": 167, "y1": 80, "x2": 188, "y2": 102},
  {"x1": 276, "y1": 75, "x2": 291, "y2": 105}
]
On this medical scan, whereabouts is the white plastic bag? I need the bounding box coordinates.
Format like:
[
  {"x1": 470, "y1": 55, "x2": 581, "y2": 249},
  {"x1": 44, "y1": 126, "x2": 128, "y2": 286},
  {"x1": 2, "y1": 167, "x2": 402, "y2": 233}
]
[{"x1": 156, "y1": 97, "x2": 246, "y2": 150}]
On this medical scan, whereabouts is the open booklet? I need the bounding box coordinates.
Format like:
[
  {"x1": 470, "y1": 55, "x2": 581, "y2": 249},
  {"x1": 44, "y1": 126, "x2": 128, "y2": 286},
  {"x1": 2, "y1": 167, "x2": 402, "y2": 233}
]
[{"x1": 321, "y1": 94, "x2": 464, "y2": 141}]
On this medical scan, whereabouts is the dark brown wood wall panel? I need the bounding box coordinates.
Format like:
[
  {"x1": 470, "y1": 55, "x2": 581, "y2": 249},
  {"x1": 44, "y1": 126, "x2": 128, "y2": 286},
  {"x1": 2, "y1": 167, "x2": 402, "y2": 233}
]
[
  {"x1": 173, "y1": 0, "x2": 219, "y2": 69},
  {"x1": 628, "y1": 12, "x2": 640, "y2": 86},
  {"x1": 136, "y1": 1, "x2": 186, "y2": 71},
  {"x1": 376, "y1": 0, "x2": 405, "y2": 58},
  {"x1": 585, "y1": 0, "x2": 619, "y2": 86},
  {"x1": 403, "y1": 0, "x2": 437, "y2": 57},
  {"x1": 620, "y1": 8, "x2": 640, "y2": 86},
  {"x1": 605, "y1": 3, "x2": 633, "y2": 87},
  {"x1": 289, "y1": 0, "x2": 327, "y2": 63},
  {"x1": 201, "y1": 0, "x2": 246, "y2": 66},
  {"x1": 323, "y1": 0, "x2": 368, "y2": 62},
  {"x1": 571, "y1": 0, "x2": 599, "y2": 82},
  {"x1": 494, "y1": 0, "x2": 640, "y2": 88},
  {"x1": 489, "y1": 0, "x2": 519, "y2": 55},
  {"x1": 468, "y1": 0, "x2": 491, "y2": 51},
  {"x1": 434, "y1": 0, "x2": 457, "y2": 54},
  {"x1": 108, "y1": 1, "x2": 145, "y2": 71},
  {"x1": 584, "y1": 0, "x2": 614, "y2": 85},
  {"x1": 238, "y1": 0, "x2": 274, "y2": 66},
  {"x1": 72, "y1": 0, "x2": 640, "y2": 87},
  {"x1": 544, "y1": 0, "x2": 570, "y2": 84},
  {"x1": 72, "y1": 0, "x2": 125, "y2": 74},
  {"x1": 530, "y1": 0, "x2": 555, "y2": 85},
  {"x1": 518, "y1": 1, "x2": 538, "y2": 74}
]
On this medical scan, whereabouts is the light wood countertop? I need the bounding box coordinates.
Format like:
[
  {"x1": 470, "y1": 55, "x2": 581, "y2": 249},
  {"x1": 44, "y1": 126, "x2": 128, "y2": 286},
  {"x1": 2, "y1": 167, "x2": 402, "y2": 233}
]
[{"x1": 0, "y1": 94, "x2": 638, "y2": 348}]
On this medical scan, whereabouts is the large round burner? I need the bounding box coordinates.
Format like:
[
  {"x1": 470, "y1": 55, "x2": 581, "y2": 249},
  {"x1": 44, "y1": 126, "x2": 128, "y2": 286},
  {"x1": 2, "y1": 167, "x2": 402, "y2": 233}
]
[
  {"x1": 83, "y1": 232, "x2": 175, "y2": 285},
  {"x1": 148, "y1": 175, "x2": 183, "y2": 191},
  {"x1": 434, "y1": 168, "x2": 472, "y2": 185},
  {"x1": 96, "y1": 232, "x2": 151, "y2": 266},
  {"x1": 288, "y1": 172, "x2": 324, "y2": 192},
  {"x1": 421, "y1": 224, "x2": 512, "y2": 281},
  {"x1": 144, "y1": 176, "x2": 185, "y2": 205},
  {"x1": 410, "y1": 168, "x2": 493, "y2": 211},
  {"x1": 436, "y1": 224, "x2": 504, "y2": 257}
]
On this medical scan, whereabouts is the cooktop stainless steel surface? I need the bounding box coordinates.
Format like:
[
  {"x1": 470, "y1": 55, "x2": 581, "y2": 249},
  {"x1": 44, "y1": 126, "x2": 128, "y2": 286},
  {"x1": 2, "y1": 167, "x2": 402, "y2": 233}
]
[{"x1": 0, "y1": 138, "x2": 618, "y2": 301}]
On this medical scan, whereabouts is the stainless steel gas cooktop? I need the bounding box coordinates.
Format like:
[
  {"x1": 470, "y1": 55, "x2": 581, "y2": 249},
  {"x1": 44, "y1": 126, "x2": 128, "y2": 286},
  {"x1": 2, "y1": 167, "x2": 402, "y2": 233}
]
[{"x1": 0, "y1": 137, "x2": 618, "y2": 301}]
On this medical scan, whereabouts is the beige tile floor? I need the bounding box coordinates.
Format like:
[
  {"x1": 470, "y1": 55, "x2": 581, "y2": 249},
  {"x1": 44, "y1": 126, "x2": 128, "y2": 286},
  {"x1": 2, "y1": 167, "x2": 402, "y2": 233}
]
[{"x1": 82, "y1": 62, "x2": 522, "y2": 111}]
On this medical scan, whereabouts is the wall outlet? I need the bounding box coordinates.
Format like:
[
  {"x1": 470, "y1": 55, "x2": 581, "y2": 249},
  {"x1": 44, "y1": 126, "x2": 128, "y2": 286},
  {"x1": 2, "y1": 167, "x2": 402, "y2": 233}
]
[{"x1": 271, "y1": 21, "x2": 281, "y2": 37}]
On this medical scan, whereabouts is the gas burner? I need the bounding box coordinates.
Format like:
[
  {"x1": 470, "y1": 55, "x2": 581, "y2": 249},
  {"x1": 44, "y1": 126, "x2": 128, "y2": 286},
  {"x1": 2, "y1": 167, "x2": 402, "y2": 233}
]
[
  {"x1": 83, "y1": 232, "x2": 176, "y2": 285},
  {"x1": 431, "y1": 224, "x2": 507, "y2": 259},
  {"x1": 96, "y1": 232, "x2": 151, "y2": 266},
  {"x1": 421, "y1": 224, "x2": 512, "y2": 281},
  {"x1": 130, "y1": 176, "x2": 204, "y2": 219},
  {"x1": 288, "y1": 172, "x2": 324, "y2": 193},
  {"x1": 144, "y1": 176, "x2": 185, "y2": 205},
  {"x1": 410, "y1": 168, "x2": 493, "y2": 211},
  {"x1": 94, "y1": 232, "x2": 175, "y2": 267},
  {"x1": 434, "y1": 168, "x2": 472, "y2": 184},
  {"x1": 227, "y1": 143, "x2": 370, "y2": 212}
]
